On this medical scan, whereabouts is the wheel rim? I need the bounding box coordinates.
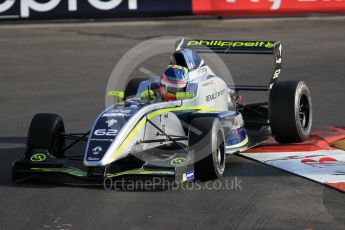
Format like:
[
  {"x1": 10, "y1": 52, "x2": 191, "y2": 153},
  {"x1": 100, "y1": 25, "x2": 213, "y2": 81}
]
[
  {"x1": 217, "y1": 148, "x2": 222, "y2": 163},
  {"x1": 299, "y1": 95, "x2": 310, "y2": 130},
  {"x1": 216, "y1": 130, "x2": 225, "y2": 174}
]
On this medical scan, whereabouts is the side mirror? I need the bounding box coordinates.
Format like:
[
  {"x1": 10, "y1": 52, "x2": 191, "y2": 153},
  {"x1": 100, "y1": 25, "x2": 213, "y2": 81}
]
[
  {"x1": 107, "y1": 91, "x2": 125, "y2": 104},
  {"x1": 107, "y1": 91, "x2": 124, "y2": 99},
  {"x1": 176, "y1": 92, "x2": 195, "y2": 100}
]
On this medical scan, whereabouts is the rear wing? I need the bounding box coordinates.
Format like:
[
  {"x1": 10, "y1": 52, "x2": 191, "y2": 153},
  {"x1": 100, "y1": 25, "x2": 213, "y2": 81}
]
[{"x1": 176, "y1": 39, "x2": 282, "y2": 90}]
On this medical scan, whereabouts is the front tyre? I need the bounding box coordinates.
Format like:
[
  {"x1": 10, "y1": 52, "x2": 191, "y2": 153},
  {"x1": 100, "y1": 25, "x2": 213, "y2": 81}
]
[
  {"x1": 269, "y1": 81, "x2": 312, "y2": 143},
  {"x1": 26, "y1": 113, "x2": 65, "y2": 157},
  {"x1": 189, "y1": 117, "x2": 225, "y2": 181}
]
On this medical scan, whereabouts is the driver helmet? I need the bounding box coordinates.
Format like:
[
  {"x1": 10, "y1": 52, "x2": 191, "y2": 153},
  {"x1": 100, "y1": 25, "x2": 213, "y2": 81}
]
[{"x1": 160, "y1": 65, "x2": 189, "y2": 101}]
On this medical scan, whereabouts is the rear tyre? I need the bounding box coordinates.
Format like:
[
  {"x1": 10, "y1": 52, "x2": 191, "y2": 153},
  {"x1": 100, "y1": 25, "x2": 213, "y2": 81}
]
[
  {"x1": 269, "y1": 81, "x2": 312, "y2": 143},
  {"x1": 189, "y1": 117, "x2": 225, "y2": 181},
  {"x1": 27, "y1": 113, "x2": 65, "y2": 157},
  {"x1": 124, "y1": 78, "x2": 149, "y2": 99}
]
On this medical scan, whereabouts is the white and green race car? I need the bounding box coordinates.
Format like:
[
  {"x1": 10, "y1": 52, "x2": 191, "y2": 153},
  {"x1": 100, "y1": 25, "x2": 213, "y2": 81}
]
[{"x1": 12, "y1": 39, "x2": 312, "y2": 183}]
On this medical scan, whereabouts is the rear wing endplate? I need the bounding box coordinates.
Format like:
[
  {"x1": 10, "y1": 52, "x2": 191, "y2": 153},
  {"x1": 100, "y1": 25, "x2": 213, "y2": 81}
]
[{"x1": 176, "y1": 39, "x2": 282, "y2": 89}]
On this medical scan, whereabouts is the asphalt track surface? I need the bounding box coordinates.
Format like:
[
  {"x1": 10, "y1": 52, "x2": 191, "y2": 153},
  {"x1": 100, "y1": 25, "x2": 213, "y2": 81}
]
[{"x1": 1, "y1": 16, "x2": 345, "y2": 230}]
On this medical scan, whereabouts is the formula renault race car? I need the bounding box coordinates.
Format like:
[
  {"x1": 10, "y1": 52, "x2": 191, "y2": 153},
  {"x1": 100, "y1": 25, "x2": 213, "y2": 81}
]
[{"x1": 12, "y1": 39, "x2": 312, "y2": 183}]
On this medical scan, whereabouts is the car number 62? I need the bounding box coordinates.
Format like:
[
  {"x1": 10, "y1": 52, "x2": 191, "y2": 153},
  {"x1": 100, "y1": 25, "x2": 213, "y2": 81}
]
[{"x1": 94, "y1": 129, "x2": 118, "y2": 136}]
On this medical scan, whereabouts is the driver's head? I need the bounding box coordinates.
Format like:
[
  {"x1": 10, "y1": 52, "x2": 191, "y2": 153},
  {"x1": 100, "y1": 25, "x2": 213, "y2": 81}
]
[{"x1": 160, "y1": 65, "x2": 189, "y2": 101}]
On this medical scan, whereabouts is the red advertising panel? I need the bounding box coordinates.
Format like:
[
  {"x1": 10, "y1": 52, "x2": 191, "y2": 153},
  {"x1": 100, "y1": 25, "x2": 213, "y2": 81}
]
[{"x1": 193, "y1": 0, "x2": 345, "y2": 16}]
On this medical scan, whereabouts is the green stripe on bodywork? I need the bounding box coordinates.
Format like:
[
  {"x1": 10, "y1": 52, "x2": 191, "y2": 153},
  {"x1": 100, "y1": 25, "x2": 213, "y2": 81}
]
[
  {"x1": 111, "y1": 106, "x2": 216, "y2": 160},
  {"x1": 31, "y1": 167, "x2": 87, "y2": 177},
  {"x1": 106, "y1": 168, "x2": 174, "y2": 178},
  {"x1": 30, "y1": 167, "x2": 173, "y2": 179}
]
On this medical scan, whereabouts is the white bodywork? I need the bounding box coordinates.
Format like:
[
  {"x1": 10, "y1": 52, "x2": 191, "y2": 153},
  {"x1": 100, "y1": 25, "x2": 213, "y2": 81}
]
[{"x1": 84, "y1": 61, "x2": 231, "y2": 167}]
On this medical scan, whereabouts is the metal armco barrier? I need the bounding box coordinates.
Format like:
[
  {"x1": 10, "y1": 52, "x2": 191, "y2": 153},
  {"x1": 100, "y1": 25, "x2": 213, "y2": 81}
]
[
  {"x1": 0, "y1": 0, "x2": 344, "y2": 21},
  {"x1": 192, "y1": 0, "x2": 345, "y2": 16}
]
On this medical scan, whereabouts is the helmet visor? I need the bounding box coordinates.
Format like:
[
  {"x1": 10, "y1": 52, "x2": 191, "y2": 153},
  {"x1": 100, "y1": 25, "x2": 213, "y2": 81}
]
[{"x1": 161, "y1": 83, "x2": 186, "y2": 94}]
